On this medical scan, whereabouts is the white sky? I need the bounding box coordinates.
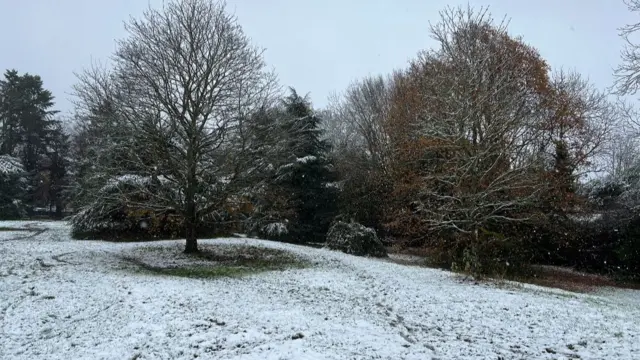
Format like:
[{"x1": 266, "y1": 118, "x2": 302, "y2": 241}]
[{"x1": 0, "y1": 0, "x2": 635, "y2": 115}]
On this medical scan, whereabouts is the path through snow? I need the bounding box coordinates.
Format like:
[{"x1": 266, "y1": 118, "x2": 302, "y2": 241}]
[{"x1": 1, "y1": 221, "x2": 639, "y2": 359}]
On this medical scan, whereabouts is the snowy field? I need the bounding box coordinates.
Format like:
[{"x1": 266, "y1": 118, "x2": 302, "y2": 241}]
[{"x1": 1, "y1": 221, "x2": 639, "y2": 360}]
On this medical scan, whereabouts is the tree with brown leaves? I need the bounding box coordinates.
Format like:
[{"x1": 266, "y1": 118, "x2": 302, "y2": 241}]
[{"x1": 386, "y1": 7, "x2": 551, "y2": 241}]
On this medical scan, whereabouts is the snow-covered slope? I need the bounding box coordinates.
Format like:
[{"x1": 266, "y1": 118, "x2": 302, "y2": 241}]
[{"x1": 1, "y1": 221, "x2": 639, "y2": 359}]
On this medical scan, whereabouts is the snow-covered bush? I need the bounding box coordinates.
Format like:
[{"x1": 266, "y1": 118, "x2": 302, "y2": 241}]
[
  {"x1": 263, "y1": 222, "x2": 288, "y2": 237},
  {"x1": 70, "y1": 173, "x2": 240, "y2": 240},
  {"x1": 0, "y1": 155, "x2": 28, "y2": 219},
  {"x1": 250, "y1": 217, "x2": 291, "y2": 241},
  {"x1": 325, "y1": 221, "x2": 387, "y2": 257},
  {"x1": 70, "y1": 174, "x2": 183, "y2": 239}
]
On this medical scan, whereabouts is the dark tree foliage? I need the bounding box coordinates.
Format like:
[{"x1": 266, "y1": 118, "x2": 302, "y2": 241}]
[
  {"x1": 0, "y1": 155, "x2": 28, "y2": 219},
  {"x1": 277, "y1": 88, "x2": 338, "y2": 243},
  {"x1": 0, "y1": 69, "x2": 68, "y2": 218}
]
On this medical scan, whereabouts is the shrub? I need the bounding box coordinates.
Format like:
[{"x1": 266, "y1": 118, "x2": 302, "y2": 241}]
[
  {"x1": 325, "y1": 221, "x2": 387, "y2": 257},
  {"x1": 564, "y1": 211, "x2": 640, "y2": 280},
  {"x1": 429, "y1": 227, "x2": 536, "y2": 278}
]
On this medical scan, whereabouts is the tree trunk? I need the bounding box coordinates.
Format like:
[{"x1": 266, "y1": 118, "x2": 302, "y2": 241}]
[
  {"x1": 54, "y1": 199, "x2": 63, "y2": 220},
  {"x1": 184, "y1": 200, "x2": 198, "y2": 253},
  {"x1": 184, "y1": 120, "x2": 199, "y2": 253},
  {"x1": 184, "y1": 223, "x2": 198, "y2": 253}
]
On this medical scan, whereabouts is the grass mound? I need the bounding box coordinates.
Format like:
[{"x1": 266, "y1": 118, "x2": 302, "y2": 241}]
[{"x1": 121, "y1": 242, "x2": 307, "y2": 279}]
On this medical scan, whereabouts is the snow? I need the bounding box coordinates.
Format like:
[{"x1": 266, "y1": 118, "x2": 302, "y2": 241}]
[
  {"x1": 568, "y1": 213, "x2": 603, "y2": 223},
  {"x1": 1, "y1": 221, "x2": 640, "y2": 359},
  {"x1": 102, "y1": 174, "x2": 151, "y2": 191},
  {"x1": 0, "y1": 155, "x2": 23, "y2": 176},
  {"x1": 296, "y1": 155, "x2": 317, "y2": 164},
  {"x1": 263, "y1": 222, "x2": 288, "y2": 236}
]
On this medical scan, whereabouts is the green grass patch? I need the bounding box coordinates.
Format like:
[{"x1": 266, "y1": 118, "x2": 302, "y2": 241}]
[
  {"x1": 121, "y1": 243, "x2": 308, "y2": 279},
  {"x1": 136, "y1": 264, "x2": 253, "y2": 278}
]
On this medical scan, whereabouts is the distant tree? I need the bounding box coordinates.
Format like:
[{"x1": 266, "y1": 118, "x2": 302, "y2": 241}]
[
  {"x1": 46, "y1": 122, "x2": 70, "y2": 218},
  {"x1": 539, "y1": 70, "x2": 614, "y2": 214},
  {"x1": 72, "y1": 0, "x2": 277, "y2": 252},
  {"x1": 327, "y1": 75, "x2": 394, "y2": 169},
  {"x1": 322, "y1": 75, "x2": 397, "y2": 231},
  {"x1": 614, "y1": 0, "x2": 640, "y2": 96},
  {"x1": 603, "y1": 131, "x2": 638, "y2": 179}
]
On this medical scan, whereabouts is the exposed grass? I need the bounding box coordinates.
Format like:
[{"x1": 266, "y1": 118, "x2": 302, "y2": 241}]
[
  {"x1": 0, "y1": 227, "x2": 31, "y2": 232},
  {"x1": 71, "y1": 228, "x2": 227, "y2": 242},
  {"x1": 507, "y1": 265, "x2": 640, "y2": 293},
  {"x1": 134, "y1": 264, "x2": 254, "y2": 278},
  {"x1": 121, "y1": 243, "x2": 308, "y2": 279}
]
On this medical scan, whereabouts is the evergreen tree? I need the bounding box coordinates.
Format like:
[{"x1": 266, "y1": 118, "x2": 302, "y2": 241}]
[
  {"x1": 0, "y1": 69, "x2": 65, "y2": 215},
  {"x1": 242, "y1": 106, "x2": 295, "y2": 238},
  {"x1": 277, "y1": 88, "x2": 338, "y2": 243},
  {"x1": 0, "y1": 70, "x2": 59, "y2": 169},
  {"x1": 47, "y1": 123, "x2": 70, "y2": 218}
]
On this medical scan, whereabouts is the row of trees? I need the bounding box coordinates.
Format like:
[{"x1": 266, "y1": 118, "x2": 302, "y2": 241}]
[
  {"x1": 319, "y1": 5, "x2": 640, "y2": 277},
  {"x1": 323, "y1": 8, "x2": 611, "y2": 274},
  {"x1": 3, "y1": 0, "x2": 640, "y2": 278}
]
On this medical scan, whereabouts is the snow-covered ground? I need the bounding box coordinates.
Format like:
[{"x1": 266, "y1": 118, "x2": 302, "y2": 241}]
[{"x1": 1, "y1": 221, "x2": 639, "y2": 360}]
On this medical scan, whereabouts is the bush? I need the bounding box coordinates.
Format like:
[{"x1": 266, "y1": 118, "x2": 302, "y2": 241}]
[
  {"x1": 325, "y1": 221, "x2": 387, "y2": 257},
  {"x1": 71, "y1": 205, "x2": 228, "y2": 241},
  {"x1": 70, "y1": 204, "x2": 184, "y2": 240},
  {"x1": 562, "y1": 211, "x2": 640, "y2": 280},
  {"x1": 428, "y1": 227, "x2": 536, "y2": 278},
  {"x1": 557, "y1": 175, "x2": 640, "y2": 280}
]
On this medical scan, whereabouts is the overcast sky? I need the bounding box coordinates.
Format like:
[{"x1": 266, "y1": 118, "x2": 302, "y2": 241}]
[{"x1": 0, "y1": 0, "x2": 635, "y2": 116}]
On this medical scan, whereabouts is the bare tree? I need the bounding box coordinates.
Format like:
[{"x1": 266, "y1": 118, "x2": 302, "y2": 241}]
[
  {"x1": 598, "y1": 100, "x2": 640, "y2": 177},
  {"x1": 541, "y1": 69, "x2": 615, "y2": 179},
  {"x1": 324, "y1": 74, "x2": 396, "y2": 170},
  {"x1": 604, "y1": 133, "x2": 639, "y2": 177},
  {"x1": 73, "y1": 0, "x2": 277, "y2": 252},
  {"x1": 320, "y1": 95, "x2": 361, "y2": 154},
  {"x1": 614, "y1": 0, "x2": 640, "y2": 95},
  {"x1": 341, "y1": 75, "x2": 394, "y2": 169}
]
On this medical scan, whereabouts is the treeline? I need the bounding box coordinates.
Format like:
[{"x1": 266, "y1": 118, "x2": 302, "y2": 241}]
[
  {"x1": 2, "y1": 0, "x2": 640, "y2": 279},
  {"x1": 322, "y1": 8, "x2": 633, "y2": 278}
]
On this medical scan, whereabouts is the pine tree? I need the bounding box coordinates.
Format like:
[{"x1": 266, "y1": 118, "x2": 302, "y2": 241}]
[
  {"x1": 242, "y1": 107, "x2": 294, "y2": 238},
  {"x1": 277, "y1": 88, "x2": 338, "y2": 243},
  {"x1": 0, "y1": 70, "x2": 59, "y2": 170},
  {"x1": 0, "y1": 69, "x2": 63, "y2": 215}
]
